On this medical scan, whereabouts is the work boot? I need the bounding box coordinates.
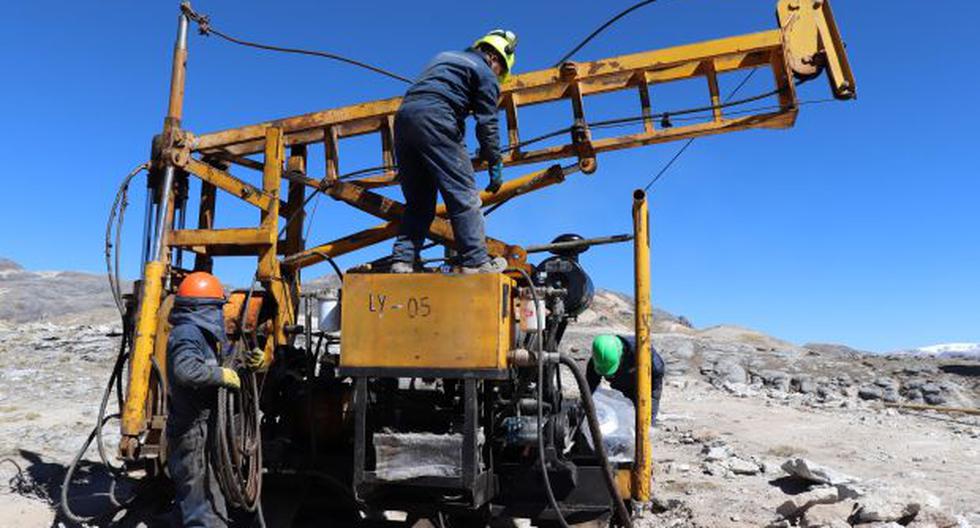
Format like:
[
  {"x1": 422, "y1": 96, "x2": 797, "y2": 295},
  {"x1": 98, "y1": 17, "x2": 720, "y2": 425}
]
[
  {"x1": 390, "y1": 261, "x2": 414, "y2": 274},
  {"x1": 461, "y1": 257, "x2": 508, "y2": 274}
]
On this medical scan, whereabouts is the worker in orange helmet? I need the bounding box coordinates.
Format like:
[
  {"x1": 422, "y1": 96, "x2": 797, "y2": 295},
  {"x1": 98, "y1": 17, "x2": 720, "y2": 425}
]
[{"x1": 165, "y1": 271, "x2": 261, "y2": 527}]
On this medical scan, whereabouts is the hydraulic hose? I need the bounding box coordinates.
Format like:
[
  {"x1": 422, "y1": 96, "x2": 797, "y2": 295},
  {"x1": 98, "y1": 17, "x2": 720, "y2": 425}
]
[
  {"x1": 105, "y1": 163, "x2": 149, "y2": 317},
  {"x1": 212, "y1": 366, "x2": 263, "y2": 512},
  {"x1": 61, "y1": 326, "x2": 149, "y2": 522},
  {"x1": 509, "y1": 267, "x2": 570, "y2": 528},
  {"x1": 558, "y1": 354, "x2": 633, "y2": 528}
]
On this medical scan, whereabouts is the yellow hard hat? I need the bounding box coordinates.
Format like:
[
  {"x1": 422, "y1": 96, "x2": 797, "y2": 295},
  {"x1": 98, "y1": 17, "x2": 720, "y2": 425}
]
[{"x1": 473, "y1": 29, "x2": 517, "y2": 83}]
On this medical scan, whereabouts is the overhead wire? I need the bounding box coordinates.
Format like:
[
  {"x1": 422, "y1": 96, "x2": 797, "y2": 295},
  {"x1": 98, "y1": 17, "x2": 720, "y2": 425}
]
[
  {"x1": 180, "y1": 3, "x2": 412, "y2": 84},
  {"x1": 642, "y1": 67, "x2": 758, "y2": 192},
  {"x1": 553, "y1": 0, "x2": 660, "y2": 66}
]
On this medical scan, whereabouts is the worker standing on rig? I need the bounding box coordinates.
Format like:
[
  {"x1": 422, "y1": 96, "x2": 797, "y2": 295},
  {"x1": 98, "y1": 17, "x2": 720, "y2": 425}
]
[
  {"x1": 389, "y1": 30, "x2": 518, "y2": 274},
  {"x1": 165, "y1": 272, "x2": 241, "y2": 527},
  {"x1": 588, "y1": 334, "x2": 666, "y2": 424}
]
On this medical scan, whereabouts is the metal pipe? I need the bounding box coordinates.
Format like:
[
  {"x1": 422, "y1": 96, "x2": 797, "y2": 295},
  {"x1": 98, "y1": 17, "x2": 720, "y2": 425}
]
[
  {"x1": 631, "y1": 189, "x2": 652, "y2": 502},
  {"x1": 166, "y1": 10, "x2": 189, "y2": 123},
  {"x1": 151, "y1": 166, "x2": 175, "y2": 260},
  {"x1": 120, "y1": 6, "x2": 191, "y2": 450},
  {"x1": 140, "y1": 185, "x2": 154, "y2": 273},
  {"x1": 525, "y1": 234, "x2": 633, "y2": 254}
]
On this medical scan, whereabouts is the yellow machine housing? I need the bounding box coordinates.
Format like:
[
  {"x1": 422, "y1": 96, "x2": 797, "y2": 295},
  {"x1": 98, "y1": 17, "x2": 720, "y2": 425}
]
[{"x1": 340, "y1": 273, "x2": 515, "y2": 376}]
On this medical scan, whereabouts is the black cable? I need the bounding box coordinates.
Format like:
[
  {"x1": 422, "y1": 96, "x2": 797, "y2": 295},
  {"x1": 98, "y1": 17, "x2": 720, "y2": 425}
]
[
  {"x1": 557, "y1": 355, "x2": 633, "y2": 528},
  {"x1": 493, "y1": 85, "x2": 780, "y2": 157},
  {"x1": 277, "y1": 165, "x2": 395, "y2": 241},
  {"x1": 212, "y1": 361, "x2": 263, "y2": 512},
  {"x1": 62, "y1": 317, "x2": 149, "y2": 521},
  {"x1": 554, "y1": 0, "x2": 660, "y2": 66},
  {"x1": 642, "y1": 68, "x2": 758, "y2": 192},
  {"x1": 181, "y1": 4, "x2": 412, "y2": 84},
  {"x1": 105, "y1": 163, "x2": 149, "y2": 316},
  {"x1": 312, "y1": 250, "x2": 344, "y2": 279},
  {"x1": 509, "y1": 267, "x2": 571, "y2": 528}
]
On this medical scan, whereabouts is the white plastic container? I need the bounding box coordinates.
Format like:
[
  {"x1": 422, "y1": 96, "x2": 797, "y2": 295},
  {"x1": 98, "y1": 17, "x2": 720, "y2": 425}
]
[
  {"x1": 519, "y1": 295, "x2": 546, "y2": 332},
  {"x1": 316, "y1": 288, "x2": 341, "y2": 332}
]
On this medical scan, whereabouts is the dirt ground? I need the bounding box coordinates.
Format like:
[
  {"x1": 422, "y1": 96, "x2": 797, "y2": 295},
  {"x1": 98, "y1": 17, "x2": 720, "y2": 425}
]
[
  {"x1": 644, "y1": 377, "x2": 979, "y2": 527},
  {"x1": 1, "y1": 373, "x2": 976, "y2": 527}
]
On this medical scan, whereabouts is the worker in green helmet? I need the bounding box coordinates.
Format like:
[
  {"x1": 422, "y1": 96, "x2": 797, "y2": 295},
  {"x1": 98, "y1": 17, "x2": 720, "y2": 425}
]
[
  {"x1": 587, "y1": 334, "x2": 666, "y2": 423},
  {"x1": 390, "y1": 30, "x2": 518, "y2": 274}
]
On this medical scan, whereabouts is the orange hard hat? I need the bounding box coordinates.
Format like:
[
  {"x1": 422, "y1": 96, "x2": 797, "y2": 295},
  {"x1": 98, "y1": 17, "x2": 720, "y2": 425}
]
[{"x1": 177, "y1": 272, "x2": 225, "y2": 299}]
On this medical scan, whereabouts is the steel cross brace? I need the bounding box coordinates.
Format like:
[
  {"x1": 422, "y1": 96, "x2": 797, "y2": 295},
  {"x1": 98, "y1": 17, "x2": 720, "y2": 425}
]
[{"x1": 282, "y1": 164, "x2": 576, "y2": 270}]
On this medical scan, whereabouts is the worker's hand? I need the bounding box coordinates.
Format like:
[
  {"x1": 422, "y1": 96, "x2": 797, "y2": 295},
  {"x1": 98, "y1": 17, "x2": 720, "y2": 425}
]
[
  {"x1": 485, "y1": 161, "x2": 504, "y2": 194},
  {"x1": 245, "y1": 347, "x2": 267, "y2": 371},
  {"x1": 219, "y1": 367, "x2": 241, "y2": 390}
]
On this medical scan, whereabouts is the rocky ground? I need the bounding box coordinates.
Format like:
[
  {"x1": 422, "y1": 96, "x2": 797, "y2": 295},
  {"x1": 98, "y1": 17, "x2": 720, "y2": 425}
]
[{"x1": 0, "y1": 260, "x2": 977, "y2": 527}]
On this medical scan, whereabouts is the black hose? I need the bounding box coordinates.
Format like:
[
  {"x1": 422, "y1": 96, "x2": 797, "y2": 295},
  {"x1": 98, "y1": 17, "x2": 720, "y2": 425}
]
[
  {"x1": 105, "y1": 163, "x2": 149, "y2": 316},
  {"x1": 558, "y1": 355, "x2": 633, "y2": 528},
  {"x1": 212, "y1": 364, "x2": 263, "y2": 512},
  {"x1": 62, "y1": 320, "x2": 146, "y2": 521},
  {"x1": 61, "y1": 414, "x2": 120, "y2": 522},
  {"x1": 312, "y1": 250, "x2": 344, "y2": 280},
  {"x1": 509, "y1": 267, "x2": 571, "y2": 528}
]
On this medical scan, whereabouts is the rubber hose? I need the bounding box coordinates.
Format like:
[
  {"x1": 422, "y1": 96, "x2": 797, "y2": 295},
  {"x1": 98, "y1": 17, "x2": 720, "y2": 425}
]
[{"x1": 558, "y1": 354, "x2": 634, "y2": 528}]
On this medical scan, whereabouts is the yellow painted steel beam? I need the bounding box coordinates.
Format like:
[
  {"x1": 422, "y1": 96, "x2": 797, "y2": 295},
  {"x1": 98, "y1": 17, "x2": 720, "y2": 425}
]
[
  {"x1": 121, "y1": 261, "x2": 165, "y2": 443},
  {"x1": 192, "y1": 30, "x2": 785, "y2": 155},
  {"x1": 632, "y1": 189, "x2": 653, "y2": 501},
  {"x1": 328, "y1": 181, "x2": 527, "y2": 265},
  {"x1": 257, "y1": 128, "x2": 293, "y2": 362},
  {"x1": 185, "y1": 158, "x2": 292, "y2": 215},
  {"x1": 283, "y1": 164, "x2": 569, "y2": 270},
  {"x1": 169, "y1": 228, "x2": 271, "y2": 247},
  {"x1": 283, "y1": 223, "x2": 400, "y2": 270}
]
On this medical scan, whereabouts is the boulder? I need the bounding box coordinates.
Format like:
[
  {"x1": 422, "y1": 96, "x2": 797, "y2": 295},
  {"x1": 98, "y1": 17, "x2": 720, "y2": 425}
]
[
  {"x1": 882, "y1": 388, "x2": 900, "y2": 403},
  {"x1": 705, "y1": 359, "x2": 748, "y2": 385},
  {"x1": 776, "y1": 486, "x2": 840, "y2": 518},
  {"x1": 858, "y1": 386, "x2": 884, "y2": 401},
  {"x1": 781, "y1": 458, "x2": 859, "y2": 486},
  {"x1": 702, "y1": 461, "x2": 730, "y2": 477},
  {"x1": 854, "y1": 484, "x2": 942, "y2": 524},
  {"x1": 702, "y1": 445, "x2": 731, "y2": 462},
  {"x1": 726, "y1": 456, "x2": 762, "y2": 476},
  {"x1": 906, "y1": 506, "x2": 961, "y2": 528},
  {"x1": 874, "y1": 377, "x2": 898, "y2": 389},
  {"x1": 800, "y1": 499, "x2": 856, "y2": 528}
]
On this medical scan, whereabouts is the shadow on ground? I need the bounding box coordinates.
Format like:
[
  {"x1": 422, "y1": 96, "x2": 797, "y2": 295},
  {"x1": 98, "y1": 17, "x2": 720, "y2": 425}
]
[
  {"x1": 939, "y1": 363, "x2": 980, "y2": 378},
  {"x1": 4, "y1": 449, "x2": 174, "y2": 527},
  {"x1": 767, "y1": 476, "x2": 812, "y2": 496}
]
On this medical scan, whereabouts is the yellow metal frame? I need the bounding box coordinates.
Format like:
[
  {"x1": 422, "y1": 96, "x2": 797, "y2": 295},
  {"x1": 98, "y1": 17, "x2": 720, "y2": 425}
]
[{"x1": 118, "y1": 0, "x2": 856, "y2": 463}]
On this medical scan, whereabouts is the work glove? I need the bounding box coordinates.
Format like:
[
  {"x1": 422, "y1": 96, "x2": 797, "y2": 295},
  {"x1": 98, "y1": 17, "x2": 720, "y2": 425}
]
[
  {"x1": 485, "y1": 161, "x2": 504, "y2": 194},
  {"x1": 245, "y1": 347, "x2": 267, "y2": 371},
  {"x1": 219, "y1": 367, "x2": 241, "y2": 390}
]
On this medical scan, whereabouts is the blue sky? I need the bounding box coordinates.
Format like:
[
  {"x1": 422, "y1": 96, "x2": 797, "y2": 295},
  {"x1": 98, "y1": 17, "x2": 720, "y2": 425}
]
[{"x1": 1, "y1": 2, "x2": 977, "y2": 352}]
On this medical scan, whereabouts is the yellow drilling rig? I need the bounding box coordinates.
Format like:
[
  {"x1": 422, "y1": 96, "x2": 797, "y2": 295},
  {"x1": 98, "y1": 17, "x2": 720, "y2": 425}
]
[{"x1": 88, "y1": 1, "x2": 856, "y2": 525}]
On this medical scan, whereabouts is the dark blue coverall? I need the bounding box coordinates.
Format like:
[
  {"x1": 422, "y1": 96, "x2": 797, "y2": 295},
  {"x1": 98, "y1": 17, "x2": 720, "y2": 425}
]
[
  {"x1": 166, "y1": 296, "x2": 230, "y2": 527},
  {"x1": 390, "y1": 49, "x2": 503, "y2": 267},
  {"x1": 587, "y1": 335, "x2": 666, "y2": 424}
]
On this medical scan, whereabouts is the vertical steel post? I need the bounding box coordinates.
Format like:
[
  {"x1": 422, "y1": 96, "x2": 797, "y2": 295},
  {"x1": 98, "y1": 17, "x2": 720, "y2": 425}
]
[
  {"x1": 631, "y1": 189, "x2": 652, "y2": 501},
  {"x1": 120, "y1": 7, "x2": 189, "y2": 454}
]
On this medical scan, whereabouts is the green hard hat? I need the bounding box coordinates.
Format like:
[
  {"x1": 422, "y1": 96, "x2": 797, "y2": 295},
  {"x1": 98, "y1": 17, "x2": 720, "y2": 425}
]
[{"x1": 591, "y1": 335, "x2": 623, "y2": 377}]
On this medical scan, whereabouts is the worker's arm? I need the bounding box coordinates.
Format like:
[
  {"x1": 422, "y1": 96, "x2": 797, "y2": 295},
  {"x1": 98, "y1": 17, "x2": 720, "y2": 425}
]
[
  {"x1": 168, "y1": 331, "x2": 224, "y2": 389},
  {"x1": 471, "y1": 70, "x2": 502, "y2": 166},
  {"x1": 585, "y1": 359, "x2": 602, "y2": 393}
]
